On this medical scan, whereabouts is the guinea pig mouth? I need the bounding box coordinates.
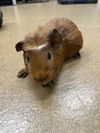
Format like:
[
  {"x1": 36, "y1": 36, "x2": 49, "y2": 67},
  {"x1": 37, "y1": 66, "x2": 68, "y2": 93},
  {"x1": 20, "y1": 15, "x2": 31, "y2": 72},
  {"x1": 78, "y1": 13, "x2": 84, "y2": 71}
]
[{"x1": 34, "y1": 75, "x2": 48, "y2": 82}]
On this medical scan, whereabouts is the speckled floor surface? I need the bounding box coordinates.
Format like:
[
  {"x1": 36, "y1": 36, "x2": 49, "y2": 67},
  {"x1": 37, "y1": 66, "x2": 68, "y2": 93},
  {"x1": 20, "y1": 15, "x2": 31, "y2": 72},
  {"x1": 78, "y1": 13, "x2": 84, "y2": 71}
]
[{"x1": 0, "y1": 2, "x2": 100, "y2": 133}]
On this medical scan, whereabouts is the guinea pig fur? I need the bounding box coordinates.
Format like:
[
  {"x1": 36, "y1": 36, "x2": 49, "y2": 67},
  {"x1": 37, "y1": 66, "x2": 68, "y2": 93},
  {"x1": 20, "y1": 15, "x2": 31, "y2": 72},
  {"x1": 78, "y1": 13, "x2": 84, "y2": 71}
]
[{"x1": 15, "y1": 18, "x2": 83, "y2": 87}]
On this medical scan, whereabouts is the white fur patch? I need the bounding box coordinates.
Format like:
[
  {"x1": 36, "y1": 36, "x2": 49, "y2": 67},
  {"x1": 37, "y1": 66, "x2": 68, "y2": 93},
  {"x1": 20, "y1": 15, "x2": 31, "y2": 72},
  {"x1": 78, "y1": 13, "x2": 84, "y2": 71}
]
[{"x1": 26, "y1": 43, "x2": 47, "y2": 51}]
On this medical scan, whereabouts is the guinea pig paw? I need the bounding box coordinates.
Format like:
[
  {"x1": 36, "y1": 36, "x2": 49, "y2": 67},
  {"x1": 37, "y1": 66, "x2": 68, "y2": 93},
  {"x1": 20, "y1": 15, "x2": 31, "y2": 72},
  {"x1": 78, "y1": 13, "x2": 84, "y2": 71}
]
[
  {"x1": 17, "y1": 68, "x2": 28, "y2": 78},
  {"x1": 42, "y1": 80, "x2": 55, "y2": 88},
  {"x1": 73, "y1": 52, "x2": 81, "y2": 59}
]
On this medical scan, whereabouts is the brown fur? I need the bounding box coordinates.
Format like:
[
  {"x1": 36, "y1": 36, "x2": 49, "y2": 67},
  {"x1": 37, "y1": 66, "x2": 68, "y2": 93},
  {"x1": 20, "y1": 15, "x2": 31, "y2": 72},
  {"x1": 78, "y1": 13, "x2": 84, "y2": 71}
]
[{"x1": 16, "y1": 18, "x2": 83, "y2": 86}]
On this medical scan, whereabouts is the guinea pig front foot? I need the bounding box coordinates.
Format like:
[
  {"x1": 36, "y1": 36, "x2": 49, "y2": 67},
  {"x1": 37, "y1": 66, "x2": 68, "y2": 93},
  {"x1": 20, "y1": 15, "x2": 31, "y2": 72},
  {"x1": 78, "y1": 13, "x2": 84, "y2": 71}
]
[
  {"x1": 17, "y1": 68, "x2": 28, "y2": 78},
  {"x1": 42, "y1": 80, "x2": 55, "y2": 88},
  {"x1": 73, "y1": 52, "x2": 81, "y2": 59}
]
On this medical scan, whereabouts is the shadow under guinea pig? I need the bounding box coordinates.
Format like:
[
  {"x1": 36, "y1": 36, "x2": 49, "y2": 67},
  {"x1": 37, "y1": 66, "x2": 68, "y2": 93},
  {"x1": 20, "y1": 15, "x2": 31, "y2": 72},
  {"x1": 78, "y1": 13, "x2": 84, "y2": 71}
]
[{"x1": 27, "y1": 77, "x2": 56, "y2": 101}]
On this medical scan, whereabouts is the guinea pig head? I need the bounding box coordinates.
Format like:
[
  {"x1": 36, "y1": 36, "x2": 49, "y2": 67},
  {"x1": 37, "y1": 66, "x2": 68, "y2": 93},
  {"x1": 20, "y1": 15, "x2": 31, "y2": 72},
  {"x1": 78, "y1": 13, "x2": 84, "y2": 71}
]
[{"x1": 16, "y1": 29, "x2": 63, "y2": 85}]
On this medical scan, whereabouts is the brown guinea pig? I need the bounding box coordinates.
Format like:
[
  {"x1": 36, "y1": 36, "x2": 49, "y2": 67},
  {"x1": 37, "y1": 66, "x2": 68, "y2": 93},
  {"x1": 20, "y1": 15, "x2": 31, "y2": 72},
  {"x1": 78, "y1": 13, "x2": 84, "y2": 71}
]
[{"x1": 15, "y1": 18, "x2": 83, "y2": 87}]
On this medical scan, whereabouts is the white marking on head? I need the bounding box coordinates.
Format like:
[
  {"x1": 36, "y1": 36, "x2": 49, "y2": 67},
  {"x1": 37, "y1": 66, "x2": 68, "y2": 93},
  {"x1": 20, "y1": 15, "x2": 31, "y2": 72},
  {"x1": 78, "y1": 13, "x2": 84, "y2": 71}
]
[{"x1": 25, "y1": 43, "x2": 47, "y2": 51}]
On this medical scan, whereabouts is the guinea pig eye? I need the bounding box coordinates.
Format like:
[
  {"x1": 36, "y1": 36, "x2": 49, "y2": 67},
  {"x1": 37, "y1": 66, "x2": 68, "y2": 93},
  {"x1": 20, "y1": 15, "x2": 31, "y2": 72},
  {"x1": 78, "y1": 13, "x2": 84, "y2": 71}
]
[
  {"x1": 48, "y1": 52, "x2": 52, "y2": 60},
  {"x1": 26, "y1": 56, "x2": 30, "y2": 62}
]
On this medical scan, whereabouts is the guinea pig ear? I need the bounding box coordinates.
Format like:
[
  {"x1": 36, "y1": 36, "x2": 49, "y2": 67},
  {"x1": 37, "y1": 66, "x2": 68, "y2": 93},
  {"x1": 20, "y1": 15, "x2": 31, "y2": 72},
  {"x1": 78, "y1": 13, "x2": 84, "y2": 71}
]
[
  {"x1": 48, "y1": 29, "x2": 62, "y2": 47},
  {"x1": 15, "y1": 41, "x2": 24, "y2": 52}
]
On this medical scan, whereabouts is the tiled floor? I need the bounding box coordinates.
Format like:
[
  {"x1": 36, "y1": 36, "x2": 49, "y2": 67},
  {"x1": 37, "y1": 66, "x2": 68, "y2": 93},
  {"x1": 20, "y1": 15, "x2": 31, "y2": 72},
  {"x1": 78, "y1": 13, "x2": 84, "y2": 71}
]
[{"x1": 0, "y1": 2, "x2": 100, "y2": 133}]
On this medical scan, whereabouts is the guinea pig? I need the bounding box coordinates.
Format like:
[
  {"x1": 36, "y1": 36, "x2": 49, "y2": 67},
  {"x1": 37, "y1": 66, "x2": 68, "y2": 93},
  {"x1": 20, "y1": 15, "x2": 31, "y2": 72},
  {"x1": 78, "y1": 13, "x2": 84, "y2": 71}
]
[{"x1": 15, "y1": 18, "x2": 83, "y2": 87}]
